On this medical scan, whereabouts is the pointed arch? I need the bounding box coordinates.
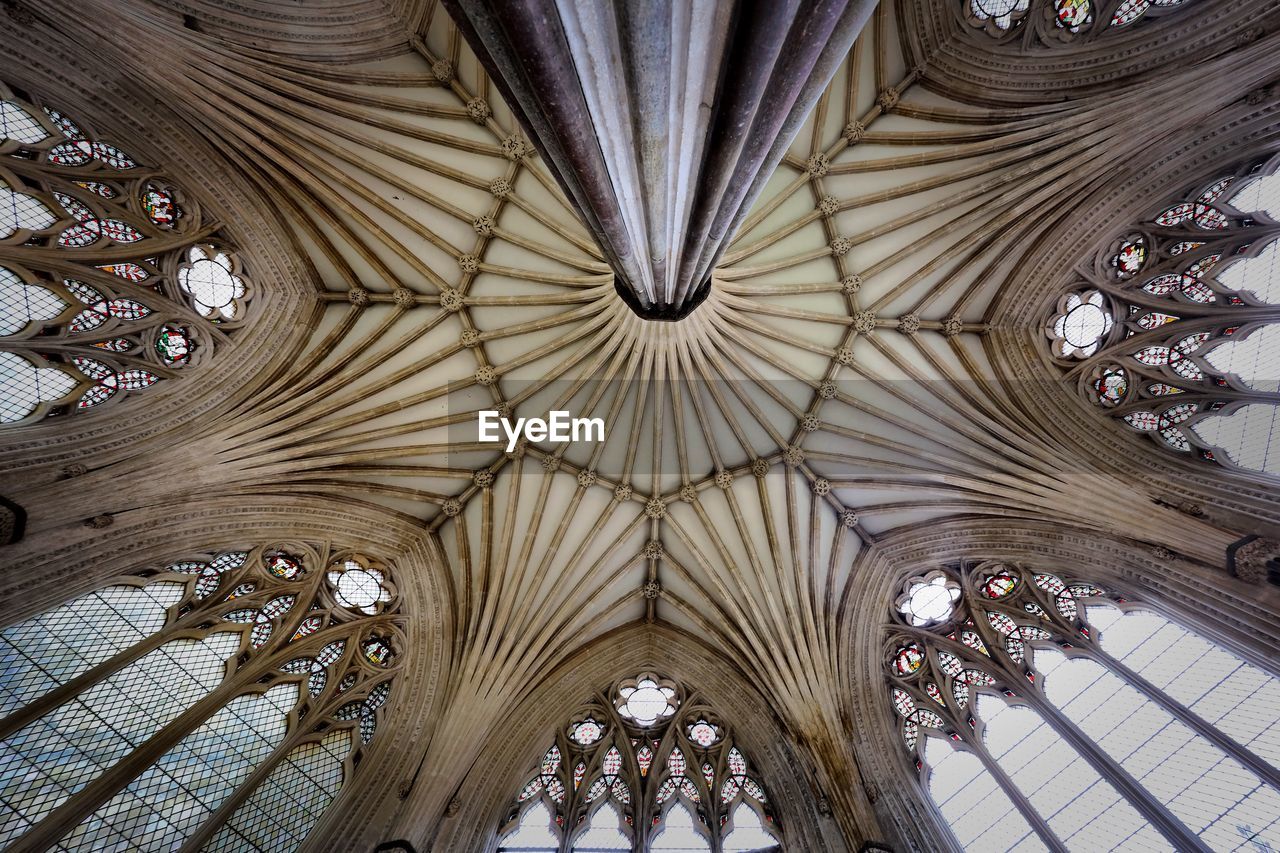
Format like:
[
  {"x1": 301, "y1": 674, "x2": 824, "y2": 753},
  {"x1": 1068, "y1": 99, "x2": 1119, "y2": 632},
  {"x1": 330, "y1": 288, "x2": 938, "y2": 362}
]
[
  {"x1": 0, "y1": 540, "x2": 405, "y2": 852},
  {"x1": 1038, "y1": 151, "x2": 1280, "y2": 477},
  {"x1": 427, "y1": 624, "x2": 822, "y2": 853},
  {"x1": 0, "y1": 27, "x2": 318, "y2": 473},
  {"x1": 987, "y1": 80, "x2": 1280, "y2": 527},
  {"x1": 845, "y1": 518, "x2": 1280, "y2": 852},
  {"x1": 494, "y1": 670, "x2": 779, "y2": 853},
  {"x1": 0, "y1": 496, "x2": 451, "y2": 853}
]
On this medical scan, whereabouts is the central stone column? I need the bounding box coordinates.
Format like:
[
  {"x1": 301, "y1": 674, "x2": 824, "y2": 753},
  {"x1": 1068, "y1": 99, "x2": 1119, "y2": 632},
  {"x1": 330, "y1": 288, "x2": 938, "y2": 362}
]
[{"x1": 442, "y1": 0, "x2": 875, "y2": 319}]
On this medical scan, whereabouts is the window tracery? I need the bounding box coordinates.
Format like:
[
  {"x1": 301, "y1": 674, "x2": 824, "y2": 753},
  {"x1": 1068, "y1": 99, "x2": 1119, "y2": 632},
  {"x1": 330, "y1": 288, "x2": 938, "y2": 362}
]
[
  {"x1": 886, "y1": 561, "x2": 1280, "y2": 851},
  {"x1": 0, "y1": 83, "x2": 253, "y2": 424},
  {"x1": 498, "y1": 672, "x2": 781, "y2": 852},
  {"x1": 0, "y1": 543, "x2": 403, "y2": 851},
  {"x1": 964, "y1": 0, "x2": 1193, "y2": 43},
  {"x1": 1045, "y1": 153, "x2": 1280, "y2": 476}
]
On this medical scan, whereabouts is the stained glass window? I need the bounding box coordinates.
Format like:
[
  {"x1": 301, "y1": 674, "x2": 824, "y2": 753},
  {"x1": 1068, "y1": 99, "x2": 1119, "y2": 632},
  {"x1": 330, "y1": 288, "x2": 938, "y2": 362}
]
[
  {"x1": 887, "y1": 561, "x2": 1280, "y2": 851},
  {"x1": 922, "y1": 736, "x2": 1047, "y2": 851},
  {"x1": 0, "y1": 82, "x2": 253, "y2": 424},
  {"x1": 896, "y1": 573, "x2": 961, "y2": 626},
  {"x1": 1110, "y1": 0, "x2": 1193, "y2": 27},
  {"x1": 720, "y1": 803, "x2": 778, "y2": 853},
  {"x1": 967, "y1": 0, "x2": 1031, "y2": 31},
  {"x1": 1086, "y1": 604, "x2": 1280, "y2": 768},
  {"x1": 0, "y1": 545, "x2": 403, "y2": 852},
  {"x1": 1045, "y1": 153, "x2": 1280, "y2": 477},
  {"x1": 498, "y1": 675, "x2": 781, "y2": 852},
  {"x1": 0, "y1": 266, "x2": 64, "y2": 336},
  {"x1": 615, "y1": 673, "x2": 678, "y2": 726},
  {"x1": 1046, "y1": 290, "x2": 1113, "y2": 358},
  {"x1": 1038, "y1": 649, "x2": 1280, "y2": 848},
  {"x1": 574, "y1": 802, "x2": 631, "y2": 851}
]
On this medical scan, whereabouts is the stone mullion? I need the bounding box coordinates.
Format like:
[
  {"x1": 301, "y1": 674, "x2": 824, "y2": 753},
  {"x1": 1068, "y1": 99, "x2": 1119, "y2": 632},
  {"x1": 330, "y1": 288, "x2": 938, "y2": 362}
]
[
  {"x1": 988, "y1": 571, "x2": 1249, "y2": 845},
  {"x1": 637, "y1": 711, "x2": 680, "y2": 849},
  {"x1": 0, "y1": 242, "x2": 231, "y2": 340},
  {"x1": 0, "y1": 568, "x2": 282, "y2": 743},
  {"x1": 175, "y1": 709, "x2": 359, "y2": 853},
  {"x1": 0, "y1": 620, "x2": 215, "y2": 743},
  {"x1": 912, "y1": 614, "x2": 1064, "y2": 849},
  {"x1": 559, "y1": 694, "x2": 618, "y2": 850},
  {"x1": 904, "y1": 585, "x2": 1211, "y2": 852},
  {"x1": 1064, "y1": 314, "x2": 1280, "y2": 394},
  {"x1": 1144, "y1": 226, "x2": 1280, "y2": 273},
  {"x1": 5, "y1": 651, "x2": 283, "y2": 853},
  {"x1": 173, "y1": 729, "x2": 302, "y2": 853},
  {"x1": 1015, "y1": 686, "x2": 1212, "y2": 853},
  {"x1": 948, "y1": 719, "x2": 1071, "y2": 853},
  {"x1": 1080, "y1": 644, "x2": 1280, "y2": 791},
  {"x1": 0, "y1": 225, "x2": 217, "y2": 266},
  {"x1": 552, "y1": 730, "x2": 581, "y2": 853},
  {"x1": 0, "y1": 158, "x2": 171, "y2": 243},
  {"x1": 1105, "y1": 389, "x2": 1280, "y2": 424},
  {"x1": 563, "y1": 732, "x2": 626, "y2": 852},
  {"x1": 1076, "y1": 304, "x2": 1280, "y2": 366}
]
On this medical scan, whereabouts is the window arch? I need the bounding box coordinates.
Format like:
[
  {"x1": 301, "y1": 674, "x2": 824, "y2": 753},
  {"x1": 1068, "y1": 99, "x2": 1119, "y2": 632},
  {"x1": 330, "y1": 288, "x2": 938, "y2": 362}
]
[
  {"x1": 0, "y1": 543, "x2": 403, "y2": 851},
  {"x1": 1044, "y1": 152, "x2": 1280, "y2": 477},
  {"x1": 0, "y1": 81, "x2": 252, "y2": 424},
  {"x1": 964, "y1": 0, "x2": 1194, "y2": 42},
  {"x1": 497, "y1": 672, "x2": 781, "y2": 853},
  {"x1": 886, "y1": 561, "x2": 1280, "y2": 851}
]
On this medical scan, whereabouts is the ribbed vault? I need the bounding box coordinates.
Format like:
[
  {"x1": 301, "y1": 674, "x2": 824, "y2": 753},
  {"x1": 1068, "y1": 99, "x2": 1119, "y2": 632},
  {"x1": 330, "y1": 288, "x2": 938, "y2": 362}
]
[{"x1": 2, "y1": 0, "x2": 1280, "y2": 851}]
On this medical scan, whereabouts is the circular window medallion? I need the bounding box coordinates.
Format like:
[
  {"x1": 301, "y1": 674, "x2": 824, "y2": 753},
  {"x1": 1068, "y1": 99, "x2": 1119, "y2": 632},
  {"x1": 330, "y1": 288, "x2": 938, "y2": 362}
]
[
  {"x1": 896, "y1": 574, "x2": 961, "y2": 626},
  {"x1": 569, "y1": 717, "x2": 605, "y2": 746},
  {"x1": 686, "y1": 717, "x2": 721, "y2": 747},
  {"x1": 615, "y1": 673, "x2": 678, "y2": 726},
  {"x1": 326, "y1": 558, "x2": 392, "y2": 614},
  {"x1": 1047, "y1": 290, "x2": 1114, "y2": 358}
]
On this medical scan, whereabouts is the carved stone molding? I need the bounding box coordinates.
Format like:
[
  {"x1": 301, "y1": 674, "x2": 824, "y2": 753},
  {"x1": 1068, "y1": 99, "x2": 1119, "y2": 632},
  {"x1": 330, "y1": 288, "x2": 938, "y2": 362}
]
[
  {"x1": 900, "y1": 0, "x2": 1279, "y2": 105},
  {"x1": 0, "y1": 496, "x2": 25, "y2": 546},
  {"x1": 1228, "y1": 534, "x2": 1280, "y2": 584}
]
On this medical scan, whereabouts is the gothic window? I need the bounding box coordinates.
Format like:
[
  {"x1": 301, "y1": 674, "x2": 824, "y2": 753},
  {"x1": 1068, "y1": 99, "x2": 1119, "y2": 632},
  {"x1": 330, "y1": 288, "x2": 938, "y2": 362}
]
[
  {"x1": 964, "y1": 0, "x2": 1193, "y2": 41},
  {"x1": 1044, "y1": 153, "x2": 1280, "y2": 476},
  {"x1": 0, "y1": 82, "x2": 253, "y2": 424},
  {"x1": 0, "y1": 543, "x2": 403, "y2": 851},
  {"x1": 886, "y1": 562, "x2": 1280, "y2": 851},
  {"x1": 497, "y1": 672, "x2": 781, "y2": 853}
]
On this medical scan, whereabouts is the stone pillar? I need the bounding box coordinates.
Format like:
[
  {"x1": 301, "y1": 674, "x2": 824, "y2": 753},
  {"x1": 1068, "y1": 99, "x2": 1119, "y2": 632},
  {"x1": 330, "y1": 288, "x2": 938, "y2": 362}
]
[{"x1": 441, "y1": 0, "x2": 876, "y2": 318}]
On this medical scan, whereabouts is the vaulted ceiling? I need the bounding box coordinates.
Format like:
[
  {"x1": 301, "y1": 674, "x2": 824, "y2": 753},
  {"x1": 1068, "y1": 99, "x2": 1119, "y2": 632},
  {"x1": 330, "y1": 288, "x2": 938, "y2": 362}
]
[{"x1": 2, "y1": 0, "x2": 1279, "y2": 849}]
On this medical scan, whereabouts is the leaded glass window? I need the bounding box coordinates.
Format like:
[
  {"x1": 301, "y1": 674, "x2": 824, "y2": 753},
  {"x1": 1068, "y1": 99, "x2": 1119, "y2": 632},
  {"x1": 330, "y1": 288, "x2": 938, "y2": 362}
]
[
  {"x1": 0, "y1": 82, "x2": 253, "y2": 424},
  {"x1": 0, "y1": 543, "x2": 403, "y2": 852},
  {"x1": 886, "y1": 562, "x2": 1280, "y2": 851},
  {"x1": 1044, "y1": 153, "x2": 1280, "y2": 477},
  {"x1": 497, "y1": 673, "x2": 781, "y2": 852}
]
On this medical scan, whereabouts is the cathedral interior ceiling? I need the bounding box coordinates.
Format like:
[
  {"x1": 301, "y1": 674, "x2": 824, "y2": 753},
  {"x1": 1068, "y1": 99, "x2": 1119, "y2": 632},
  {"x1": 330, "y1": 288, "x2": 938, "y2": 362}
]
[{"x1": 2, "y1": 0, "x2": 1280, "y2": 848}]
